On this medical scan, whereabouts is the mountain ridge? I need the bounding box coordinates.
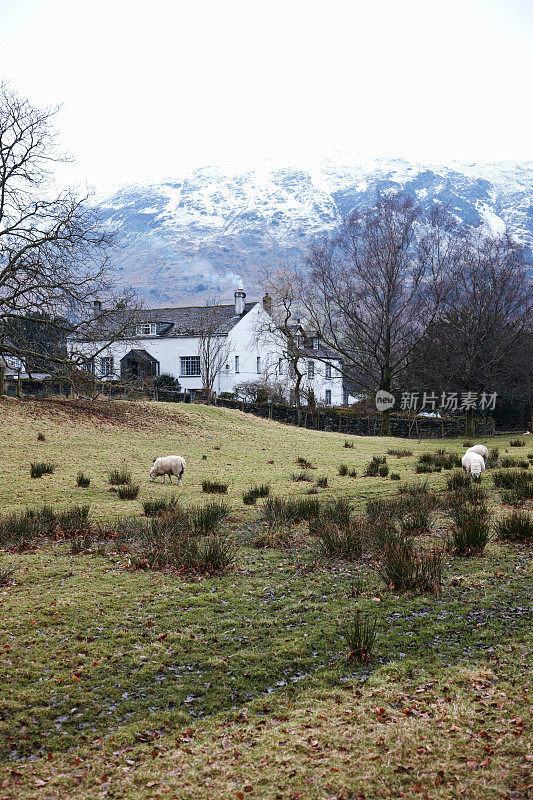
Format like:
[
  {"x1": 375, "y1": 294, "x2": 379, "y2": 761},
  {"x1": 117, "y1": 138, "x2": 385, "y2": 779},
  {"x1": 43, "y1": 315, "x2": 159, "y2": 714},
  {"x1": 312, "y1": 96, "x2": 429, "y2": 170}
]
[{"x1": 96, "y1": 157, "x2": 533, "y2": 305}]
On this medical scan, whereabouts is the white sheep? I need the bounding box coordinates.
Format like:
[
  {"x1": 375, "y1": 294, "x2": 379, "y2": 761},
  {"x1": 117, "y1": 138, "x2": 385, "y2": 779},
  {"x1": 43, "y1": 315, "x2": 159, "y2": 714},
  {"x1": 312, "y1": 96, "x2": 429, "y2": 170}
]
[
  {"x1": 461, "y1": 451, "x2": 485, "y2": 479},
  {"x1": 466, "y1": 444, "x2": 489, "y2": 461},
  {"x1": 149, "y1": 456, "x2": 186, "y2": 484}
]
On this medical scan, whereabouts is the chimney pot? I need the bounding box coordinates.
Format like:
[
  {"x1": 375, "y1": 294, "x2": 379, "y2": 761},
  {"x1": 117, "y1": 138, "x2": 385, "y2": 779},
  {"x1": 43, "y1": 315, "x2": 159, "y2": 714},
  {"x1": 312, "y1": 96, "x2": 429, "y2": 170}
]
[{"x1": 234, "y1": 287, "x2": 246, "y2": 315}]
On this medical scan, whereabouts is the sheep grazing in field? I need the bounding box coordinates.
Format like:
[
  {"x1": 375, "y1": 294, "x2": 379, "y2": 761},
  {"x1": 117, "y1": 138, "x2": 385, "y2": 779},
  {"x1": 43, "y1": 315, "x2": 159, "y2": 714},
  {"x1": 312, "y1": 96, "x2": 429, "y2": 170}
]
[
  {"x1": 461, "y1": 451, "x2": 485, "y2": 479},
  {"x1": 149, "y1": 455, "x2": 186, "y2": 484},
  {"x1": 466, "y1": 444, "x2": 489, "y2": 461}
]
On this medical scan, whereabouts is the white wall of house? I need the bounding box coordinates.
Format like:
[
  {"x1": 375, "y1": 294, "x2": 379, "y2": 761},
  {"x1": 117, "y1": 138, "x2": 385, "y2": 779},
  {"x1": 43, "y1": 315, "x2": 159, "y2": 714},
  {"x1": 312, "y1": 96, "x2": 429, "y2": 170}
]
[{"x1": 69, "y1": 298, "x2": 345, "y2": 405}]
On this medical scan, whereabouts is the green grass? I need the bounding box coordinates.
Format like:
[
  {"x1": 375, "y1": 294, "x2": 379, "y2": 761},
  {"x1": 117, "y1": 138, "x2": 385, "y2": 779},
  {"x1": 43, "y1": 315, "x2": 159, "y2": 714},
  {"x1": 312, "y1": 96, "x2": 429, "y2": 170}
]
[{"x1": 0, "y1": 398, "x2": 531, "y2": 799}]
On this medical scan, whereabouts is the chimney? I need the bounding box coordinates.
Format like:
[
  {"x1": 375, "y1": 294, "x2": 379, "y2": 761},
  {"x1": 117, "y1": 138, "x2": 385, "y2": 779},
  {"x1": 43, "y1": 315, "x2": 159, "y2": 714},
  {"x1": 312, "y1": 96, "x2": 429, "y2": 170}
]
[
  {"x1": 93, "y1": 299, "x2": 102, "y2": 315},
  {"x1": 234, "y1": 287, "x2": 246, "y2": 315},
  {"x1": 262, "y1": 292, "x2": 272, "y2": 314}
]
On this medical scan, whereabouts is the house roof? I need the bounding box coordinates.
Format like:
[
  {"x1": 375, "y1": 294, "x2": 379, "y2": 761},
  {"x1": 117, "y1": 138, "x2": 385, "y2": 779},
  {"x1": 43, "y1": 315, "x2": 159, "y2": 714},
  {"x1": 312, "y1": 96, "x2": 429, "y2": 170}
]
[
  {"x1": 120, "y1": 349, "x2": 159, "y2": 363},
  {"x1": 132, "y1": 302, "x2": 257, "y2": 337}
]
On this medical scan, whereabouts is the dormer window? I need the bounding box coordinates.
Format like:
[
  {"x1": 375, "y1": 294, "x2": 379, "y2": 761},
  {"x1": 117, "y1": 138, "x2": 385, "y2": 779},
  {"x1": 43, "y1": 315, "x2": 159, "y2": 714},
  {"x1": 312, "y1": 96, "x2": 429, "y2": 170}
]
[
  {"x1": 313, "y1": 337, "x2": 319, "y2": 351},
  {"x1": 136, "y1": 323, "x2": 157, "y2": 336}
]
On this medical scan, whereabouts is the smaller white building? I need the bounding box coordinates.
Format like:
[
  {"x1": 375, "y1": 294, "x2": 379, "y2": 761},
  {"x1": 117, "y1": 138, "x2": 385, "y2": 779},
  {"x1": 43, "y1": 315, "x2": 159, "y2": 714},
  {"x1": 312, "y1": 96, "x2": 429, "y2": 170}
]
[{"x1": 68, "y1": 290, "x2": 346, "y2": 406}]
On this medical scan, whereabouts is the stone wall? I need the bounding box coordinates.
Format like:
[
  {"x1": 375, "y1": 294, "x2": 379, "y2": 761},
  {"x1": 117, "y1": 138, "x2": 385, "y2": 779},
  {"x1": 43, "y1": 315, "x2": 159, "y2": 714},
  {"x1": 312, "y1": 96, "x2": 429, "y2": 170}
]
[{"x1": 214, "y1": 398, "x2": 496, "y2": 438}]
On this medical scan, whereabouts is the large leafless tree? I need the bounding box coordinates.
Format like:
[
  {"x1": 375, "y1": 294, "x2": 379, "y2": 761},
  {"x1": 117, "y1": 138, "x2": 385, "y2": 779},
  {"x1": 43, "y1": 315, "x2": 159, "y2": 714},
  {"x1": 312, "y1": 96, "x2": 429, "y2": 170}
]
[
  {"x1": 255, "y1": 268, "x2": 310, "y2": 423},
  {"x1": 413, "y1": 230, "x2": 532, "y2": 434},
  {"x1": 301, "y1": 194, "x2": 455, "y2": 434},
  {"x1": 0, "y1": 85, "x2": 136, "y2": 392},
  {"x1": 194, "y1": 303, "x2": 232, "y2": 402}
]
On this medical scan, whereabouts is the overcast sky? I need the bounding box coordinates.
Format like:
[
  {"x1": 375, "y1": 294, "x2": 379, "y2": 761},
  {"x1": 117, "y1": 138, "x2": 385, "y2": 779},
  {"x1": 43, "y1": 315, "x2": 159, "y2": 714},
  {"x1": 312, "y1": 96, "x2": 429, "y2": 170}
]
[{"x1": 1, "y1": 0, "x2": 531, "y2": 194}]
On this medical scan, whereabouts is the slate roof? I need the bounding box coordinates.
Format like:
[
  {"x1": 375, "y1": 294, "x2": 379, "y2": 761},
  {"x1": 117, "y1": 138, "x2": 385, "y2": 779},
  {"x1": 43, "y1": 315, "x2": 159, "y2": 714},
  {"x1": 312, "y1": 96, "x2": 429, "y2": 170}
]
[{"x1": 131, "y1": 302, "x2": 257, "y2": 337}]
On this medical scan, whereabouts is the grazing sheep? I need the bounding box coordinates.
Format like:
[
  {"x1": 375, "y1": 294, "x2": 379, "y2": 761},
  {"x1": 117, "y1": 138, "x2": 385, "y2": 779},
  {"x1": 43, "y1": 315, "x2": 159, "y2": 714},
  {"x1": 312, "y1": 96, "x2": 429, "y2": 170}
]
[
  {"x1": 466, "y1": 444, "x2": 489, "y2": 461},
  {"x1": 461, "y1": 452, "x2": 485, "y2": 479},
  {"x1": 149, "y1": 456, "x2": 186, "y2": 484}
]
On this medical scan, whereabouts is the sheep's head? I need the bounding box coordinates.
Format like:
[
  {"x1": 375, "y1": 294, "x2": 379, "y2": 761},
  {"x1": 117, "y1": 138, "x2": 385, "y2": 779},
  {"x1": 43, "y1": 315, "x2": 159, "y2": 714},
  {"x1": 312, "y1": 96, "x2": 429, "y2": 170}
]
[{"x1": 149, "y1": 467, "x2": 156, "y2": 482}]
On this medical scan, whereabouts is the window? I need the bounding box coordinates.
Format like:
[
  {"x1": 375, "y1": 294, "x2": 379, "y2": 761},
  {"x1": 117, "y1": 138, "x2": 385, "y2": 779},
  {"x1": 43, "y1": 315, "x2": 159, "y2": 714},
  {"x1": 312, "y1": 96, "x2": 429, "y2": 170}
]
[
  {"x1": 313, "y1": 337, "x2": 319, "y2": 351},
  {"x1": 85, "y1": 358, "x2": 95, "y2": 374},
  {"x1": 180, "y1": 356, "x2": 201, "y2": 377},
  {"x1": 256, "y1": 356, "x2": 261, "y2": 374},
  {"x1": 135, "y1": 323, "x2": 157, "y2": 336},
  {"x1": 235, "y1": 355, "x2": 240, "y2": 373},
  {"x1": 325, "y1": 363, "x2": 332, "y2": 379},
  {"x1": 100, "y1": 356, "x2": 114, "y2": 377},
  {"x1": 325, "y1": 389, "x2": 332, "y2": 405},
  {"x1": 278, "y1": 358, "x2": 283, "y2": 375},
  {"x1": 307, "y1": 360, "x2": 315, "y2": 379}
]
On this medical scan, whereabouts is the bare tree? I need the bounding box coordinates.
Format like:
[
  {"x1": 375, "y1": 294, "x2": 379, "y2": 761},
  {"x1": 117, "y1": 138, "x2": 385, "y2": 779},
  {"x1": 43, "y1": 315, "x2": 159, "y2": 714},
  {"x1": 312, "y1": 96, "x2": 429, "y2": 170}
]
[
  {"x1": 194, "y1": 303, "x2": 232, "y2": 402},
  {"x1": 255, "y1": 269, "x2": 309, "y2": 424},
  {"x1": 0, "y1": 84, "x2": 137, "y2": 393},
  {"x1": 301, "y1": 194, "x2": 455, "y2": 434},
  {"x1": 413, "y1": 230, "x2": 532, "y2": 435}
]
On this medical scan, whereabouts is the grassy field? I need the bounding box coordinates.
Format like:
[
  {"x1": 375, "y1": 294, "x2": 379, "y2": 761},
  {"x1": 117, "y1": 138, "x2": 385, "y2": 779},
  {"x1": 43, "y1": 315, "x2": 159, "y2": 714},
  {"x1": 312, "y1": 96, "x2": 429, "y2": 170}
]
[{"x1": 0, "y1": 398, "x2": 531, "y2": 800}]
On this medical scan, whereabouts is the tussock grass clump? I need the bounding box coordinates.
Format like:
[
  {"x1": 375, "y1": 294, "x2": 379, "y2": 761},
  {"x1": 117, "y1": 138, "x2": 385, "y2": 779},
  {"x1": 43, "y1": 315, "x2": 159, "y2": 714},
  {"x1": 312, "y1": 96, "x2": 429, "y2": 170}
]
[
  {"x1": 463, "y1": 440, "x2": 473, "y2": 447},
  {"x1": 316, "y1": 476, "x2": 328, "y2": 488},
  {"x1": 340, "y1": 610, "x2": 377, "y2": 662},
  {"x1": 500, "y1": 483, "x2": 533, "y2": 506},
  {"x1": 510, "y1": 439, "x2": 525, "y2": 447},
  {"x1": 292, "y1": 471, "x2": 312, "y2": 482},
  {"x1": 58, "y1": 505, "x2": 90, "y2": 536},
  {"x1": 446, "y1": 470, "x2": 470, "y2": 491},
  {"x1": 263, "y1": 496, "x2": 320, "y2": 527},
  {"x1": 111, "y1": 511, "x2": 233, "y2": 572},
  {"x1": 30, "y1": 461, "x2": 55, "y2": 479},
  {"x1": 387, "y1": 448, "x2": 413, "y2": 457},
  {"x1": 366, "y1": 488, "x2": 437, "y2": 535},
  {"x1": 492, "y1": 469, "x2": 533, "y2": 490},
  {"x1": 36, "y1": 432, "x2": 46, "y2": 441},
  {"x1": 338, "y1": 464, "x2": 349, "y2": 476},
  {"x1": 372, "y1": 528, "x2": 444, "y2": 593},
  {"x1": 202, "y1": 480, "x2": 228, "y2": 494},
  {"x1": 117, "y1": 484, "x2": 140, "y2": 500},
  {"x1": 495, "y1": 511, "x2": 533, "y2": 543},
  {"x1": 364, "y1": 456, "x2": 386, "y2": 477},
  {"x1": 417, "y1": 450, "x2": 460, "y2": 472},
  {"x1": 500, "y1": 457, "x2": 529, "y2": 469},
  {"x1": 487, "y1": 447, "x2": 500, "y2": 467},
  {"x1": 76, "y1": 471, "x2": 91, "y2": 488},
  {"x1": 322, "y1": 497, "x2": 352, "y2": 529},
  {"x1": 310, "y1": 518, "x2": 363, "y2": 560},
  {"x1": 397, "y1": 480, "x2": 430, "y2": 496},
  {"x1": 242, "y1": 484, "x2": 270, "y2": 505},
  {"x1": 0, "y1": 506, "x2": 57, "y2": 549},
  {"x1": 108, "y1": 466, "x2": 131, "y2": 485},
  {"x1": 416, "y1": 463, "x2": 434, "y2": 474},
  {"x1": 191, "y1": 501, "x2": 229, "y2": 535},
  {"x1": 379, "y1": 465, "x2": 389, "y2": 477},
  {"x1": 366, "y1": 497, "x2": 403, "y2": 524},
  {"x1": 390, "y1": 472, "x2": 401, "y2": 480},
  {"x1": 343, "y1": 440, "x2": 354, "y2": 448},
  {"x1": 296, "y1": 456, "x2": 315, "y2": 469},
  {"x1": 448, "y1": 493, "x2": 491, "y2": 556},
  {"x1": 142, "y1": 495, "x2": 179, "y2": 517},
  {"x1": 348, "y1": 468, "x2": 358, "y2": 478}
]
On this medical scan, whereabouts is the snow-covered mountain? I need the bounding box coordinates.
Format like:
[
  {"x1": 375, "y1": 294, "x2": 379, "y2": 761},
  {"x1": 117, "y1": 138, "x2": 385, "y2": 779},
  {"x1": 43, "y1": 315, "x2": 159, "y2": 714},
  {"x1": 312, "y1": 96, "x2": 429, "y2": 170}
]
[{"x1": 97, "y1": 157, "x2": 533, "y2": 305}]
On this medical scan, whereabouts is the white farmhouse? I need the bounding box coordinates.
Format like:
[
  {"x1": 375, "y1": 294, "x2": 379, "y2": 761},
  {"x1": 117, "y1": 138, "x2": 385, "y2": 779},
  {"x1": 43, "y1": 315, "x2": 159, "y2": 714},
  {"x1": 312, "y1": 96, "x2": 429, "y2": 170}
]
[{"x1": 69, "y1": 289, "x2": 345, "y2": 406}]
